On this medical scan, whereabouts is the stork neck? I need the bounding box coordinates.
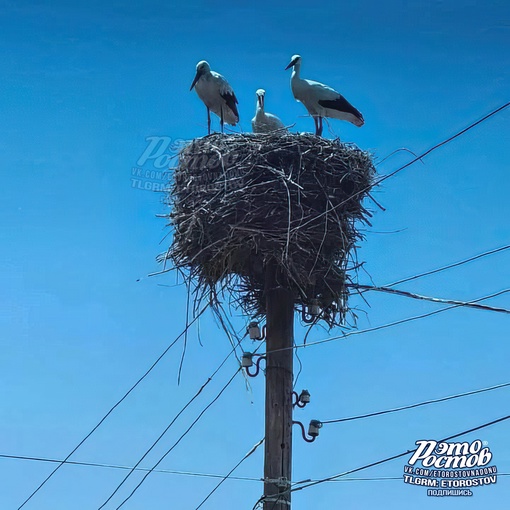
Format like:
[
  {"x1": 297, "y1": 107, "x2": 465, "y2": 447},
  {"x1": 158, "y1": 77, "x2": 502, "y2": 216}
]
[
  {"x1": 255, "y1": 107, "x2": 265, "y2": 122},
  {"x1": 256, "y1": 103, "x2": 264, "y2": 114},
  {"x1": 291, "y1": 62, "x2": 301, "y2": 79},
  {"x1": 201, "y1": 69, "x2": 212, "y2": 81}
]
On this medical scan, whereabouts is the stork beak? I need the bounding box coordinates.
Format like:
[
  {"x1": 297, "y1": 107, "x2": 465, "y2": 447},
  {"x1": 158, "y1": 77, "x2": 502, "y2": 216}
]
[
  {"x1": 190, "y1": 70, "x2": 200, "y2": 91},
  {"x1": 258, "y1": 95, "x2": 264, "y2": 108},
  {"x1": 285, "y1": 57, "x2": 297, "y2": 70}
]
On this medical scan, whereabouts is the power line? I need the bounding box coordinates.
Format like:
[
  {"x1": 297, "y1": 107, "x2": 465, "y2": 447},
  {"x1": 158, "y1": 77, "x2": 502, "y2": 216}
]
[
  {"x1": 290, "y1": 414, "x2": 510, "y2": 494},
  {"x1": 376, "y1": 101, "x2": 510, "y2": 186},
  {"x1": 382, "y1": 243, "x2": 510, "y2": 289},
  {"x1": 115, "y1": 368, "x2": 242, "y2": 509},
  {"x1": 300, "y1": 288, "x2": 510, "y2": 351},
  {"x1": 267, "y1": 288, "x2": 510, "y2": 356},
  {"x1": 0, "y1": 454, "x2": 260, "y2": 481},
  {"x1": 294, "y1": 102, "x2": 510, "y2": 231},
  {"x1": 322, "y1": 381, "x2": 510, "y2": 424},
  {"x1": 195, "y1": 438, "x2": 264, "y2": 509},
  {"x1": 17, "y1": 304, "x2": 208, "y2": 510},
  {"x1": 352, "y1": 284, "x2": 510, "y2": 314},
  {"x1": 11, "y1": 453, "x2": 507, "y2": 484},
  {"x1": 97, "y1": 343, "x2": 239, "y2": 509},
  {"x1": 296, "y1": 473, "x2": 510, "y2": 485},
  {"x1": 177, "y1": 279, "x2": 193, "y2": 385},
  {"x1": 100, "y1": 334, "x2": 262, "y2": 508}
]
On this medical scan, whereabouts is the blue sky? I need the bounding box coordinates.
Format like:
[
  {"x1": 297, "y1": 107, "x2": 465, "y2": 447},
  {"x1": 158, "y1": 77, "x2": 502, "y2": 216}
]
[{"x1": 1, "y1": 0, "x2": 509, "y2": 508}]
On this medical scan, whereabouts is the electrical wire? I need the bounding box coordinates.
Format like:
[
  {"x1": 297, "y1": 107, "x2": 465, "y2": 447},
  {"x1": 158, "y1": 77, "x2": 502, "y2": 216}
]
[
  {"x1": 303, "y1": 473, "x2": 510, "y2": 483},
  {"x1": 3, "y1": 452, "x2": 508, "y2": 485},
  {"x1": 115, "y1": 368, "x2": 241, "y2": 509},
  {"x1": 351, "y1": 284, "x2": 510, "y2": 314},
  {"x1": 17, "y1": 304, "x2": 209, "y2": 510},
  {"x1": 270, "y1": 495, "x2": 284, "y2": 510},
  {"x1": 0, "y1": 454, "x2": 261, "y2": 481},
  {"x1": 375, "y1": 101, "x2": 510, "y2": 186},
  {"x1": 177, "y1": 279, "x2": 193, "y2": 385},
  {"x1": 382, "y1": 244, "x2": 510, "y2": 289},
  {"x1": 294, "y1": 102, "x2": 510, "y2": 231},
  {"x1": 265, "y1": 288, "x2": 510, "y2": 356},
  {"x1": 322, "y1": 381, "x2": 510, "y2": 424},
  {"x1": 290, "y1": 413, "x2": 510, "y2": 494},
  {"x1": 98, "y1": 341, "x2": 242, "y2": 509},
  {"x1": 195, "y1": 438, "x2": 264, "y2": 509},
  {"x1": 351, "y1": 243, "x2": 510, "y2": 308},
  {"x1": 293, "y1": 340, "x2": 303, "y2": 388}
]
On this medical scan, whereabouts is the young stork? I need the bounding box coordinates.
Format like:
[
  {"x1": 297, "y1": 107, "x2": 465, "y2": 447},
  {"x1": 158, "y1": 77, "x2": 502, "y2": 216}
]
[
  {"x1": 251, "y1": 89, "x2": 285, "y2": 133},
  {"x1": 285, "y1": 54, "x2": 364, "y2": 136},
  {"x1": 190, "y1": 60, "x2": 239, "y2": 134}
]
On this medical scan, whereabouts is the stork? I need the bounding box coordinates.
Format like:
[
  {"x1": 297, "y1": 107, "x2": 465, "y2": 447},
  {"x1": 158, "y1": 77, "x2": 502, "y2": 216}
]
[
  {"x1": 190, "y1": 60, "x2": 239, "y2": 134},
  {"x1": 285, "y1": 54, "x2": 364, "y2": 136},
  {"x1": 251, "y1": 89, "x2": 286, "y2": 133}
]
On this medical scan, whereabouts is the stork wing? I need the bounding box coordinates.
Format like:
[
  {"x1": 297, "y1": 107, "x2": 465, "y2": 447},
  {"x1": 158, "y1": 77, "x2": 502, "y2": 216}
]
[
  {"x1": 220, "y1": 90, "x2": 239, "y2": 120},
  {"x1": 213, "y1": 71, "x2": 239, "y2": 121},
  {"x1": 318, "y1": 94, "x2": 364, "y2": 122}
]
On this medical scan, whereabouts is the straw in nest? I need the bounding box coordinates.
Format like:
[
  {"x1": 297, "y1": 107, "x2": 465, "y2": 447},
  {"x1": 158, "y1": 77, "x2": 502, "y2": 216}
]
[{"x1": 162, "y1": 132, "x2": 376, "y2": 327}]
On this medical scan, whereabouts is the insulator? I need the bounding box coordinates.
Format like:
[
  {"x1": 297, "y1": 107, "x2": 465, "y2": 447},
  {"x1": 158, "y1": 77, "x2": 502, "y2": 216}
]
[
  {"x1": 241, "y1": 352, "x2": 254, "y2": 368},
  {"x1": 247, "y1": 321, "x2": 262, "y2": 340},
  {"x1": 308, "y1": 299, "x2": 320, "y2": 316},
  {"x1": 299, "y1": 389, "x2": 311, "y2": 404},
  {"x1": 308, "y1": 419, "x2": 323, "y2": 437}
]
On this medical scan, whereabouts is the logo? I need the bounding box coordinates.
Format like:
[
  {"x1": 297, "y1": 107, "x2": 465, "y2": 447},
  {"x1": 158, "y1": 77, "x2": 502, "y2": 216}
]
[
  {"x1": 131, "y1": 136, "x2": 188, "y2": 192},
  {"x1": 404, "y1": 439, "x2": 497, "y2": 497},
  {"x1": 131, "y1": 135, "x2": 248, "y2": 194}
]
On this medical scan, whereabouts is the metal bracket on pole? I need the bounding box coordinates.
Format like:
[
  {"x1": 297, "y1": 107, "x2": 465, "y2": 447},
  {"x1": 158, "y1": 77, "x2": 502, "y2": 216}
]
[
  {"x1": 265, "y1": 477, "x2": 291, "y2": 489},
  {"x1": 263, "y1": 497, "x2": 291, "y2": 507}
]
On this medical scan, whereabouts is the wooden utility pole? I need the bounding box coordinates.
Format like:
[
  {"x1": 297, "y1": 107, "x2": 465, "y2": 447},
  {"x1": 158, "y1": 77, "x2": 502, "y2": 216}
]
[{"x1": 263, "y1": 266, "x2": 294, "y2": 510}]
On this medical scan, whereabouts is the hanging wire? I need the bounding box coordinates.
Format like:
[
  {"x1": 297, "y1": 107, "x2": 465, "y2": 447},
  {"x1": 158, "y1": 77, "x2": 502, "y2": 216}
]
[
  {"x1": 350, "y1": 284, "x2": 510, "y2": 314},
  {"x1": 115, "y1": 369, "x2": 241, "y2": 509},
  {"x1": 17, "y1": 303, "x2": 210, "y2": 510},
  {"x1": 291, "y1": 414, "x2": 510, "y2": 494},
  {"x1": 98, "y1": 339, "x2": 244, "y2": 509},
  {"x1": 265, "y1": 288, "x2": 510, "y2": 356},
  {"x1": 195, "y1": 438, "x2": 264, "y2": 509},
  {"x1": 382, "y1": 244, "x2": 510, "y2": 289},
  {"x1": 322, "y1": 381, "x2": 510, "y2": 424}
]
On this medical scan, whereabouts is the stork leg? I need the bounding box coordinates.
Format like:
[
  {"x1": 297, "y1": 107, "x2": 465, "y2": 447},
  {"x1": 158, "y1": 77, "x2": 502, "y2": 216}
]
[
  {"x1": 313, "y1": 116, "x2": 319, "y2": 135},
  {"x1": 220, "y1": 107, "x2": 224, "y2": 133},
  {"x1": 317, "y1": 117, "x2": 323, "y2": 137},
  {"x1": 207, "y1": 107, "x2": 211, "y2": 135}
]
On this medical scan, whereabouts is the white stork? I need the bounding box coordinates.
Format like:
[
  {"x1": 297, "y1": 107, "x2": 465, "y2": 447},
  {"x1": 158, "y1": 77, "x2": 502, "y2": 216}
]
[
  {"x1": 251, "y1": 89, "x2": 286, "y2": 133},
  {"x1": 285, "y1": 54, "x2": 364, "y2": 136},
  {"x1": 190, "y1": 60, "x2": 239, "y2": 134}
]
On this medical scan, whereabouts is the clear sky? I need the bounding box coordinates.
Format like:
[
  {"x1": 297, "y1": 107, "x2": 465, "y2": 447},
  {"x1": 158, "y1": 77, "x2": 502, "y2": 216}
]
[{"x1": 1, "y1": 0, "x2": 509, "y2": 509}]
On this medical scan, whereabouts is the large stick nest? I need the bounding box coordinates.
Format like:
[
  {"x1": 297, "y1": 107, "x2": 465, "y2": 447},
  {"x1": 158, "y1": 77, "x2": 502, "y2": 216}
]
[{"x1": 162, "y1": 132, "x2": 376, "y2": 327}]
